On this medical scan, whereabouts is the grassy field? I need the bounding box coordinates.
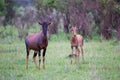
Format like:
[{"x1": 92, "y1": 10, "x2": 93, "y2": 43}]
[{"x1": 0, "y1": 39, "x2": 120, "y2": 80}]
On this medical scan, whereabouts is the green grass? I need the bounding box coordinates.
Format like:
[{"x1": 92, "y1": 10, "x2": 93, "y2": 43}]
[{"x1": 0, "y1": 38, "x2": 120, "y2": 80}]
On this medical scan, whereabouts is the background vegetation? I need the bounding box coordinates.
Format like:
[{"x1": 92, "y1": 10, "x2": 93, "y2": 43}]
[{"x1": 0, "y1": 0, "x2": 120, "y2": 40}]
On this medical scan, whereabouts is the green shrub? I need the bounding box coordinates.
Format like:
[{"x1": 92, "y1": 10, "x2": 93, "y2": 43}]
[
  {"x1": 0, "y1": 26, "x2": 16, "y2": 38},
  {"x1": 0, "y1": 25, "x2": 19, "y2": 44}
]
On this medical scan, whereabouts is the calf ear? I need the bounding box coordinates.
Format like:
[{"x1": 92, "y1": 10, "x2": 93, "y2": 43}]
[{"x1": 38, "y1": 22, "x2": 42, "y2": 25}]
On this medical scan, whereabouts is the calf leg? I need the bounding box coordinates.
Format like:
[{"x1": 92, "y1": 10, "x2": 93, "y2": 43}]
[
  {"x1": 43, "y1": 49, "x2": 46, "y2": 69},
  {"x1": 81, "y1": 46, "x2": 84, "y2": 62},
  {"x1": 33, "y1": 51, "x2": 38, "y2": 69},
  {"x1": 70, "y1": 46, "x2": 74, "y2": 64},
  {"x1": 76, "y1": 48, "x2": 80, "y2": 64}
]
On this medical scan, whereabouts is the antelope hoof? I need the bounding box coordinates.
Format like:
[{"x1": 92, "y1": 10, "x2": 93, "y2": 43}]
[
  {"x1": 38, "y1": 67, "x2": 40, "y2": 70},
  {"x1": 26, "y1": 65, "x2": 28, "y2": 69},
  {"x1": 70, "y1": 60, "x2": 72, "y2": 64},
  {"x1": 43, "y1": 65, "x2": 45, "y2": 69},
  {"x1": 83, "y1": 59, "x2": 84, "y2": 62},
  {"x1": 36, "y1": 66, "x2": 40, "y2": 70}
]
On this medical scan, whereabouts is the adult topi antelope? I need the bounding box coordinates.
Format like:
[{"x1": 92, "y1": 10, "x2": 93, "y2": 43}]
[
  {"x1": 25, "y1": 21, "x2": 51, "y2": 69},
  {"x1": 70, "y1": 26, "x2": 84, "y2": 64}
]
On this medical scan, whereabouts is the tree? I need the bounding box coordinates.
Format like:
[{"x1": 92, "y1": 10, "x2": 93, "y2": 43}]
[
  {"x1": 3, "y1": 0, "x2": 15, "y2": 26},
  {"x1": 0, "y1": 0, "x2": 6, "y2": 16}
]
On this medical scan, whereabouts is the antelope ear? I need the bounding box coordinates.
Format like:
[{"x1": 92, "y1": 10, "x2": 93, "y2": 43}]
[{"x1": 38, "y1": 22, "x2": 42, "y2": 25}]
